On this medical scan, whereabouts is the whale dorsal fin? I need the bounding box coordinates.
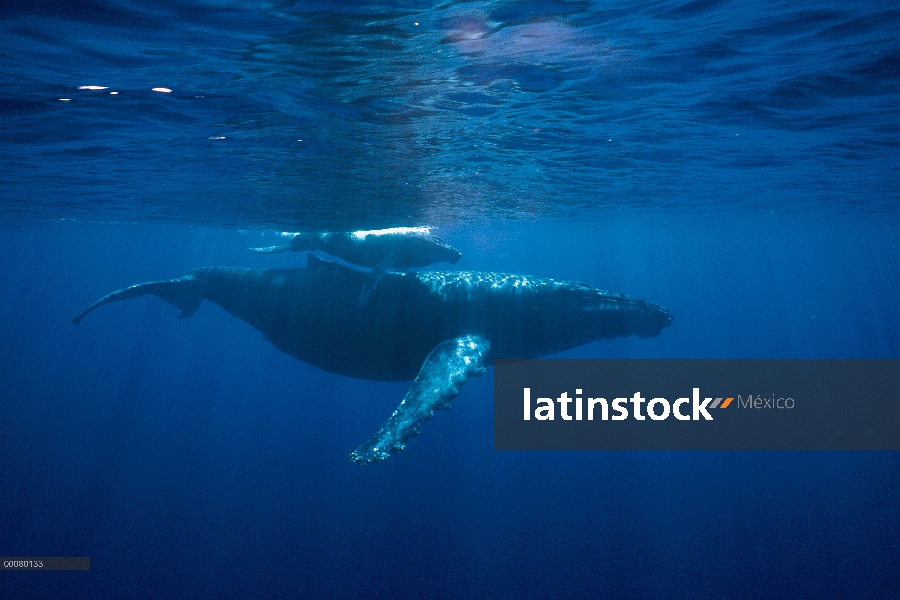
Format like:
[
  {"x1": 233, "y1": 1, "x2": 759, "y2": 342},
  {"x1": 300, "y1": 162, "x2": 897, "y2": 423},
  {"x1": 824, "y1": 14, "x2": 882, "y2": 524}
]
[{"x1": 348, "y1": 334, "x2": 490, "y2": 464}]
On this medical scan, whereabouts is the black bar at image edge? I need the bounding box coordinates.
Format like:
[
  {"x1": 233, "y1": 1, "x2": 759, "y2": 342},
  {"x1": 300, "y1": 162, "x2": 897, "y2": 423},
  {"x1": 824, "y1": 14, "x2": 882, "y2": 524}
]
[{"x1": 1, "y1": 557, "x2": 90, "y2": 570}]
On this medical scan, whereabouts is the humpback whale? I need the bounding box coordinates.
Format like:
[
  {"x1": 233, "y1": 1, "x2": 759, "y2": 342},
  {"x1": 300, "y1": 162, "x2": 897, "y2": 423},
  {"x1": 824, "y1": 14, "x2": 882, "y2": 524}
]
[
  {"x1": 72, "y1": 256, "x2": 673, "y2": 463},
  {"x1": 250, "y1": 227, "x2": 462, "y2": 307}
]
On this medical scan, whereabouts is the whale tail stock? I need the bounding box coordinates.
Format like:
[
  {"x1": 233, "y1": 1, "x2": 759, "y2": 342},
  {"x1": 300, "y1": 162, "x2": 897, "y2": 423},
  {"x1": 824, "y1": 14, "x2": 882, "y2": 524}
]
[
  {"x1": 348, "y1": 334, "x2": 490, "y2": 464},
  {"x1": 72, "y1": 277, "x2": 203, "y2": 325}
]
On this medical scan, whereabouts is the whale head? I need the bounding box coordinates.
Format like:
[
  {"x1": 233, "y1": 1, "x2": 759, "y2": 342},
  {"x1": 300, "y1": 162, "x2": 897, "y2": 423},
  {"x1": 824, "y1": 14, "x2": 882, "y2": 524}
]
[
  {"x1": 572, "y1": 284, "x2": 674, "y2": 342},
  {"x1": 430, "y1": 236, "x2": 462, "y2": 265},
  {"x1": 630, "y1": 302, "x2": 674, "y2": 338}
]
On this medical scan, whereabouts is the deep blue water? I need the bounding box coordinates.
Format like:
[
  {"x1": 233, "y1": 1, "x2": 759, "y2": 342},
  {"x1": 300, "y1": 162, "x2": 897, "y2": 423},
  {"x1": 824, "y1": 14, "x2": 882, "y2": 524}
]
[{"x1": 1, "y1": 1, "x2": 899, "y2": 598}]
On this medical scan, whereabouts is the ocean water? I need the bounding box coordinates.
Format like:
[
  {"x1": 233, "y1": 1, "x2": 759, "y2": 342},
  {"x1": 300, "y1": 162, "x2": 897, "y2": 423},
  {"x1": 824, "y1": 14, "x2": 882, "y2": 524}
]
[{"x1": 1, "y1": 1, "x2": 899, "y2": 598}]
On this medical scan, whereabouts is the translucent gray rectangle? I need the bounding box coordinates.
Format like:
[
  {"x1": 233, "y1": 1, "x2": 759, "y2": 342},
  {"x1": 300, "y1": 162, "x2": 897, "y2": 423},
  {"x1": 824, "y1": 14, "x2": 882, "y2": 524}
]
[
  {"x1": 495, "y1": 360, "x2": 900, "y2": 450},
  {"x1": 1, "y1": 557, "x2": 90, "y2": 570}
]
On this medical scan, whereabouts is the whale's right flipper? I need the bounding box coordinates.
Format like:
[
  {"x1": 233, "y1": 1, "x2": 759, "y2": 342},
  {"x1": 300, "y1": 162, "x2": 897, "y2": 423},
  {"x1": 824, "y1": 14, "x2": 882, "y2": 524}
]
[
  {"x1": 348, "y1": 334, "x2": 490, "y2": 464},
  {"x1": 72, "y1": 278, "x2": 202, "y2": 325}
]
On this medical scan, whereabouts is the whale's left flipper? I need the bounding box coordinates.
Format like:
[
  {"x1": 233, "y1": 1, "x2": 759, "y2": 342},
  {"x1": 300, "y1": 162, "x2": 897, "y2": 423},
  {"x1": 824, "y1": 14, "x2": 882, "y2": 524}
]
[
  {"x1": 348, "y1": 335, "x2": 490, "y2": 464},
  {"x1": 355, "y1": 252, "x2": 398, "y2": 309}
]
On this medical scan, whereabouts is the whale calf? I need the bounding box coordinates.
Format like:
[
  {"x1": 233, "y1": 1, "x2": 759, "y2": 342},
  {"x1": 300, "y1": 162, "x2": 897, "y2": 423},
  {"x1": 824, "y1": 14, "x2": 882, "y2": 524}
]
[
  {"x1": 251, "y1": 227, "x2": 462, "y2": 307},
  {"x1": 73, "y1": 256, "x2": 673, "y2": 463}
]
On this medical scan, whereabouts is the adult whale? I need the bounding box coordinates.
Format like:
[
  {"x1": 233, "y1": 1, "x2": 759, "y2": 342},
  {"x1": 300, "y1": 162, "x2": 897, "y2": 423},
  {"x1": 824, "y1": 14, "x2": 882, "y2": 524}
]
[
  {"x1": 72, "y1": 256, "x2": 673, "y2": 463},
  {"x1": 251, "y1": 227, "x2": 462, "y2": 307}
]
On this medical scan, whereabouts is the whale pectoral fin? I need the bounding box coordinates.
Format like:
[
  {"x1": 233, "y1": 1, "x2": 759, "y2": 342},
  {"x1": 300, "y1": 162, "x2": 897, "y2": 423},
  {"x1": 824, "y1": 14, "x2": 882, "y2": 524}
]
[
  {"x1": 355, "y1": 252, "x2": 398, "y2": 309},
  {"x1": 348, "y1": 334, "x2": 490, "y2": 464},
  {"x1": 72, "y1": 279, "x2": 202, "y2": 325}
]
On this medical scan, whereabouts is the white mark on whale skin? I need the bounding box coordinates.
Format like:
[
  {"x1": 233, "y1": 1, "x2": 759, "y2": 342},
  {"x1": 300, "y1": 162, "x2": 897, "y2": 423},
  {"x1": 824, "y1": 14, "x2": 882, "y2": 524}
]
[{"x1": 351, "y1": 227, "x2": 431, "y2": 240}]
